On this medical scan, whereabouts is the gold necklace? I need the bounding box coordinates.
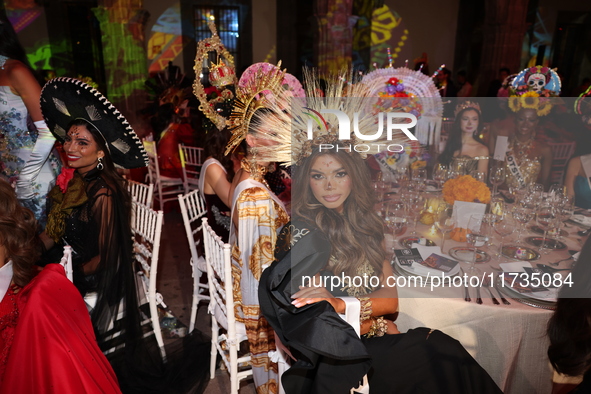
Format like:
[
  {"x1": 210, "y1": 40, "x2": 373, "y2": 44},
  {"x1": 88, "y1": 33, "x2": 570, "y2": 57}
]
[{"x1": 240, "y1": 158, "x2": 270, "y2": 188}]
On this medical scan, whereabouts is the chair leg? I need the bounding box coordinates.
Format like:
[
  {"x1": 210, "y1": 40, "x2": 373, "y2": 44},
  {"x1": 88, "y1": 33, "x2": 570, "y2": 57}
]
[
  {"x1": 210, "y1": 319, "x2": 219, "y2": 380},
  {"x1": 189, "y1": 291, "x2": 199, "y2": 333}
]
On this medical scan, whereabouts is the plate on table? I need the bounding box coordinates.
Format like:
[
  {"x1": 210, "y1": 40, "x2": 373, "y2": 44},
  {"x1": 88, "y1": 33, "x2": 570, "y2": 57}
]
[
  {"x1": 425, "y1": 181, "x2": 441, "y2": 192},
  {"x1": 501, "y1": 245, "x2": 540, "y2": 261},
  {"x1": 528, "y1": 225, "x2": 568, "y2": 237},
  {"x1": 399, "y1": 236, "x2": 436, "y2": 249},
  {"x1": 448, "y1": 247, "x2": 491, "y2": 263},
  {"x1": 495, "y1": 274, "x2": 557, "y2": 310},
  {"x1": 525, "y1": 236, "x2": 567, "y2": 250},
  {"x1": 571, "y1": 214, "x2": 591, "y2": 228}
]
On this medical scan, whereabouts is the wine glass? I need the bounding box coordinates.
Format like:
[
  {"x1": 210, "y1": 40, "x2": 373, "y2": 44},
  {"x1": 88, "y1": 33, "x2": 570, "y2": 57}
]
[
  {"x1": 406, "y1": 192, "x2": 425, "y2": 236},
  {"x1": 412, "y1": 167, "x2": 427, "y2": 192},
  {"x1": 511, "y1": 204, "x2": 533, "y2": 244},
  {"x1": 494, "y1": 215, "x2": 516, "y2": 260},
  {"x1": 385, "y1": 202, "x2": 407, "y2": 237},
  {"x1": 432, "y1": 164, "x2": 447, "y2": 190},
  {"x1": 536, "y1": 206, "x2": 559, "y2": 255},
  {"x1": 466, "y1": 214, "x2": 489, "y2": 272},
  {"x1": 487, "y1": 197, "x2": 504, "y2": 223},
  {"x1": 489, "y1": 166, "x2": 505, "y2": 197},
  {"x1": 471, "y1": 171, "x2": 486, "y2": 183},
  {"x1": 435, "y1": 204, "x2": 456, "y2": 254}
]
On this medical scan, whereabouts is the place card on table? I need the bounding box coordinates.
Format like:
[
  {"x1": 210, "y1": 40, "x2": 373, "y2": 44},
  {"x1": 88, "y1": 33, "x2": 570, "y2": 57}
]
[
  {"x1": 453, "y1": 201, "x2": 487, "y2": 228},
  {"x1": 493, "y1": 136, "x2": 509, "y2": 161}
]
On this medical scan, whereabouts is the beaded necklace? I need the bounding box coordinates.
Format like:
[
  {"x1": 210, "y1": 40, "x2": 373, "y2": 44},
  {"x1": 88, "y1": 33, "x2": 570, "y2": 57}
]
[{"x1": 512, "y1": 136, "x2": 535, "y2": 158}]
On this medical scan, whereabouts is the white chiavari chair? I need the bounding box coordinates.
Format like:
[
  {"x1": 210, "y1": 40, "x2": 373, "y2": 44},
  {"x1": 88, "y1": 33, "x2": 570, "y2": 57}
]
[
  {"x1": 202, "y1": 218, "x2": 251, "y2": 394},
  {"x1": 178, "y1": 189, "x2": 209, "y2": 333}
]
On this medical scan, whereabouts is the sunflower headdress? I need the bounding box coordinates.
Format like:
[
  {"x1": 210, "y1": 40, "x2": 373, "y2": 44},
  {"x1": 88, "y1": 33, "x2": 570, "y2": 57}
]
[
  {"x1": 508, "y1": 65, "x2": 561, "y2": 116},
  {"x1": 250, "y1": 69, "x2": 412, "y2": 167}
]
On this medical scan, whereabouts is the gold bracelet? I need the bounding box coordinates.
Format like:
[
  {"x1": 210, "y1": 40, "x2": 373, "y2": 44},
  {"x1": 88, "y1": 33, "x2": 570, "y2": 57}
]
[
  {"x1": 364, "y1": 316, "x2": 388, "y2": 338},
  {"x1": 357, "y1": 297, "x2": 372, "y2": 323}
]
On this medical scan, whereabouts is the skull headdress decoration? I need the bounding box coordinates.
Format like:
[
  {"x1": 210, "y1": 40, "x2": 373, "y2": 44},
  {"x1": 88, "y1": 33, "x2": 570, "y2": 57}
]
[{"x1": 508, "y1": 65, "x2": 561, "y2": 116}]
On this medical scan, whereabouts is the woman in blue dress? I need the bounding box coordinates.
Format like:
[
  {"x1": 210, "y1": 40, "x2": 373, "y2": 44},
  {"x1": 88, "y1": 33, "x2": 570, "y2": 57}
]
[{"x1": 0, "y1": 18, "x2": 59, "y2": 227}]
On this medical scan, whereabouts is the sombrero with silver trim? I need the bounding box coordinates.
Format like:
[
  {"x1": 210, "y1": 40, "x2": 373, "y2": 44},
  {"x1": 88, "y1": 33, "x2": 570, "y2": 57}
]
[{"x1": 40, "y1": 77, "x2": 148, "y2": 168}]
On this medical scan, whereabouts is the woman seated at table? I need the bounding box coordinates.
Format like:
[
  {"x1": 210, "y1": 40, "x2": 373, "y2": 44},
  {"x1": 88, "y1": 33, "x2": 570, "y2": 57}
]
[
  {"x1": 438, "y1": 101, "x2": 489, "y2": 176},
  {"x1": 38, "y1": 78, "x2": 208, "y2": 393},
  {"x1": 547, "y1": 236, "x2": 591, "y2": 393},
  {"x1": 502, "y1": 66, "x2": 559, "y2": 191},
  {"x1": 198, "y1": 128, "x2": 234, "y2": 242},
  {"x1": 259, "y1": 144, "x2": 501, "y2": 393},
  {"x1": 0, "y1": 179, "x2": 119, "y2": 392}
]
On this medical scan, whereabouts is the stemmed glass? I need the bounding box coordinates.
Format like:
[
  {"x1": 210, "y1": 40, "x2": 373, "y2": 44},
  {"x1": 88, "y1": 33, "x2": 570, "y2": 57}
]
[
  {"x1": 536, "y1": 206, "x2": 560, "y2": 254},
  {"x1": 406, "y1": 192, "x2": 425, "y2": 236},
  {"x1": 385, "y1": 202, "x2": 407, "y2": 237},
  {"x1": 489, "y1": 166, "x2": 505, "y2": 197},
  {"x1": 412, "y1": 167, "x2": 427, "y2": 192},
  {"x1": 471, "y1": 171, "x2": 486, "y2": 183},
  {"x1": 511, "y1": 204, "x2": 534, "y2": 244},
  {"x1": 494, "y1": 215, "x2": 516, "y2": 260},
  {"x1": 487, "y1": 197, "x2": 504, "y2": 223},
  {"x1": 432, "y1": 164, "x2": 447, "y2": 190},
  {"x1": 466, "y1": 214, "x2": 490, "y2": 272},
  {"x1": 435, "y1": 204, "x2": 456, "y2": 254}
]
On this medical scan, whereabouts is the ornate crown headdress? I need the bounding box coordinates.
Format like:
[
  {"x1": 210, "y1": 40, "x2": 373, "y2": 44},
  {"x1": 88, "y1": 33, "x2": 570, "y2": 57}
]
[
  {"x1": 508, "y1": 65, "x2": 561, "y2": 116},
  {"x1": 361, "y1": 66, "x2": 443, "y2": 146},
  {"x1": 209, "y1": 59, "x2": 236, "y2": 87},
  {"x1": 193, "y1": 21, "x2": 238, "y2": 131},
  {"x1": 251, "y1": 69, "x2": 411, "y2": 166},
  {"x1": 454, "y1": 101, "x2": 481, "y2": 117},
  {"x1": 224, "y1": 61, "x2": 287, "y2": 155}
]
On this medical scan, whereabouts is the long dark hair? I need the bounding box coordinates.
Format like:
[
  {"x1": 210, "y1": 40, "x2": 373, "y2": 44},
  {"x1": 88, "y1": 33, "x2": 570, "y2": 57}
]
[
  {"x1": 292, "y1": 146, "x2": 386, "y2": 278},
  {"x1": 438, "y1": 107, "x2": 484, "y2": 167},
  {"x1": 547, "y1": 237, "x2": 591, "y2": 377},
  {"x1": 68, "y1": 118, "x2": 131, "y2": 214},
  {"x1": 0, "y1": 179, "x2": 38, "y2": 287},
  {"x1": 0, "y1": 16, "x2": 33, "y2": 68},
  {"x1": 204, "y1": 127, "x2": 234, "y2": 182}
]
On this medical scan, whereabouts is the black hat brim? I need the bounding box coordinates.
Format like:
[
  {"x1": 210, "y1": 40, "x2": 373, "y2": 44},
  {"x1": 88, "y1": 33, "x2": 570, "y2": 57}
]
[{"x1": 40, "y1": 77, "x2": 148, "y2": 169}]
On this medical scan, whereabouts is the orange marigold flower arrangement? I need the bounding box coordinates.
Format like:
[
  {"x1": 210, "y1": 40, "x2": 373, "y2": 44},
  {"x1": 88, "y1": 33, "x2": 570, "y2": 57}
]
[{"x1": 442, "y1": 175, "x2": 491, "y2": 205}]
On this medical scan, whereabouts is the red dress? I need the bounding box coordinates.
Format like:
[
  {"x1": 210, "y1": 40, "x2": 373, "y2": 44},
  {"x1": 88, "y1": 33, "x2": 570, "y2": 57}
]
[
  {"x1": 0, "y1": 264, "x2": 121, "y2": 393},
  {"x1": 0, "y1": 285, "x2": 18, "y2": 383}
]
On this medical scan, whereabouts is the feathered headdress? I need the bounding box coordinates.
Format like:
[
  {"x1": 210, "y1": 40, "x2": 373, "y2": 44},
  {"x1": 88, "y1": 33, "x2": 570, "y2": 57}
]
[
  {"x1": 251, "y1": 69, "x2": 412, "y2": 167},
  {"x1": 361, "y1": 67, "x2": 443, "y2": 146},
  {"x1": 224, "y1": 61, "x2": 287, "y2": 155}
]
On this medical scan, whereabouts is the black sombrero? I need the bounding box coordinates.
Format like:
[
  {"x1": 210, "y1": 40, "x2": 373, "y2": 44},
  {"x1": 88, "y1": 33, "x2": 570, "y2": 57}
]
[{"x1": 40, "y1": 77, "x2": 148, "y2": 169}]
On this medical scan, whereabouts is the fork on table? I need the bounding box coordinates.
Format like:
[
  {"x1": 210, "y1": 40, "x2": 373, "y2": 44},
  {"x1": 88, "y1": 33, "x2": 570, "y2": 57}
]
[{"x1": 482, "y1": 277, "x2": 500, "y2": 305}]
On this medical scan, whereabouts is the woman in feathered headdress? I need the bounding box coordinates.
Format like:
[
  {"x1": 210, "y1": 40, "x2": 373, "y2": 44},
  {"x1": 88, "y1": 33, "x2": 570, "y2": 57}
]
[
  {"x1": 257, "y1": 72, "x2": 501, "y2": 394},
  {"x1": 225, "y1": 63, "x2": 290, "y2": 393}
]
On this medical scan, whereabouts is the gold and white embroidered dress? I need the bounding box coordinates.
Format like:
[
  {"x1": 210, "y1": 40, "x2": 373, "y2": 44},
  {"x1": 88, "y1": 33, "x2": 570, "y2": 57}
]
[{"x1": 230, "y1": 179, "x2": 288, "y2": 394}]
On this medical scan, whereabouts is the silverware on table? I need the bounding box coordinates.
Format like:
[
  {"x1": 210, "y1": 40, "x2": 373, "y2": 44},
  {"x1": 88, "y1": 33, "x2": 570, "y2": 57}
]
[
  {"x1": 460, "y1": 268, "x2": 470, "y2": 302},
  {"x1": 476, "y1": 283, "x2": 483, "y2": 304},
  {"x1": 482, "y1": 278, "x2": 500, "y2": 305}
]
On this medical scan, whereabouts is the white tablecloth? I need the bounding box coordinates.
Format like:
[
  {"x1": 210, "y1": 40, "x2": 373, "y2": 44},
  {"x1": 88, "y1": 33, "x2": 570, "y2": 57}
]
[{"x1": 388, "y1": 211, "x2": 585, "y2": 394}]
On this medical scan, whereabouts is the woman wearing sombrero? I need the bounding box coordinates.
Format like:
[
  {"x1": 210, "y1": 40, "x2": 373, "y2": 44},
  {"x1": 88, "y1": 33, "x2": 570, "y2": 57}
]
[{"x1": 38, "y1": 78, "x2": 208, "y2": 393}]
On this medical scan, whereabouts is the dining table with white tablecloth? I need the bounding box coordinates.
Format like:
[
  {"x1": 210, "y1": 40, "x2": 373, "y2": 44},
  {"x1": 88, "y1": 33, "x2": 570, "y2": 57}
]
[{"x1": 385, "y1": 202, "x2": 587, "y2": 394}]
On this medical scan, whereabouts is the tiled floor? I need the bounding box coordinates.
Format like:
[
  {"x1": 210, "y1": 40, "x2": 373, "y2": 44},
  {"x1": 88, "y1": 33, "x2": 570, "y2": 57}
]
[{"x1": 157, "y1": 208, "x2": 255, "y2": 394}]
